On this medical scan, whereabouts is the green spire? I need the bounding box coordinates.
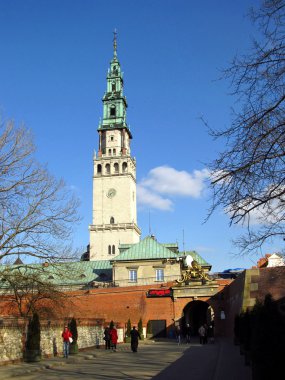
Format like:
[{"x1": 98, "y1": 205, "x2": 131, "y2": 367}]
[{"x1": 98, "y1": 32, "x2": 132, "y2": 138}]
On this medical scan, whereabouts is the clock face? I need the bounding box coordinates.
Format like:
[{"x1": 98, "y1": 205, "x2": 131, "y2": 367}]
[{"x1": 107, "y1": 188, "x2": 116, "y2": 198}]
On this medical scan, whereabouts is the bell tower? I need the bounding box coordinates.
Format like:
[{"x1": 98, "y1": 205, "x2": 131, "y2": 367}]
[{"x1": 89, "y1": 32, "x2": 141, "y2": 260}]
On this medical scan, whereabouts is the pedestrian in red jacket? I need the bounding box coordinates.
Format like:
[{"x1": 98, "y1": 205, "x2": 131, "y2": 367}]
[
  {"x1": 62, "y1": 325, "x2": 72, "y2": 358},
  {"x1": 109, "y1": 326, "x2": 118, "y2": 352}
]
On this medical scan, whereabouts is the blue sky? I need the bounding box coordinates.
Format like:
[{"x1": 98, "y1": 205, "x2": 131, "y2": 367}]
[{"x1": 0, "y1": 0, "x2": 277, "y2": 272}]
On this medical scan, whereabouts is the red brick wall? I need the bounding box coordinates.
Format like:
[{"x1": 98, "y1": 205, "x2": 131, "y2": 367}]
[
  {"x1": 251, "y1": 267, "x2": 285, "y2": 301},
  {"x1": 0, "y1": 280, "x2": 231, "y2": 336},
  {"x1": 221, "y1": 267, "x2": 285, "y2": 338}
]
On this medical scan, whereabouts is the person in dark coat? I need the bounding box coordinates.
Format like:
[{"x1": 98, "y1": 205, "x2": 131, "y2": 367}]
[
  {"x1": 130, "y1": 326, "x2": 141, "y2": 352},
  {"x1": 185, "y1": 323, "x2": 191, "y2": 344},
  {"x1": 104, "y1": 327, "x2": 111, "y2": 349}
]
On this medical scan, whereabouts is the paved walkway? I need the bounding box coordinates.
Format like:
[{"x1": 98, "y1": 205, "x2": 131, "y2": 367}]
[{"x1": 0, "y1": 338, "x2": 251, "y2": 380}]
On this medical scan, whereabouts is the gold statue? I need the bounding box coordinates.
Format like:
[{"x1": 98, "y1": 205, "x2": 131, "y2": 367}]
[{"x1": 176, "y1": 260, "x2": 211, "y2": 284}]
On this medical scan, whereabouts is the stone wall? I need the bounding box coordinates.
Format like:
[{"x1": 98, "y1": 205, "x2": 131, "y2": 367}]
[
  {"x1": 0, "y1": 318, "x2": 105, "y2": 365},
  {"x1": 0, "y1": 318, "x2": 25, "y2": 363}
]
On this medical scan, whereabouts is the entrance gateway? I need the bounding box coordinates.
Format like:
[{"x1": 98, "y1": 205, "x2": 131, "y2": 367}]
[{"x1": 182, "y1": 300, "x2": 214, "y2": 335}]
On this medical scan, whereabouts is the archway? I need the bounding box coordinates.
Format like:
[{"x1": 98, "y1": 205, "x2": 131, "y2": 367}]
[{"x1": 182, "y1": 300, "x2": 214, "y2": 335}]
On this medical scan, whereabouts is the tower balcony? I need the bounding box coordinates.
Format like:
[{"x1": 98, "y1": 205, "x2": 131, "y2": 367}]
[{"x1": 89, "y1": 222, "x2": 141, "y2": 235}]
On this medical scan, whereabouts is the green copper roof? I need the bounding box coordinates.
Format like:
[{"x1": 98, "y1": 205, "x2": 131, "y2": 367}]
[
  {"x1": 113, "y1": 236, "x2": 178, "y2": 262},
  {"x1": 0, "y1": 261, "x2": 112, "y2": 287}
]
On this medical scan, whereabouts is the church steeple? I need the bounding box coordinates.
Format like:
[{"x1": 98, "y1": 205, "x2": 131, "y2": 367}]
[
  {"x1": 89, "y1": 33, "x2": 141, "y2": 261},
  {"x1": 98, "y1": 31, "x2": 132, "y2": 158}
]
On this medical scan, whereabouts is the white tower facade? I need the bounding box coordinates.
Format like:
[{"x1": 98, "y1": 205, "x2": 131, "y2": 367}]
[{"x1": 89, "y1": 33, "x2": 141, "y2": 260}]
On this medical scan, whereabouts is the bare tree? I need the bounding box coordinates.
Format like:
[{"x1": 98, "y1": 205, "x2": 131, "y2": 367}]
[
  {"x1": 0, "y1": 120, "x2": 80, "y2": 262},
  {"x1": 0, "y1": 266, "x2": 70, "y2": 318},
  {"x1": 208, "y1": 1, "x2": 285, "y2": 254}
]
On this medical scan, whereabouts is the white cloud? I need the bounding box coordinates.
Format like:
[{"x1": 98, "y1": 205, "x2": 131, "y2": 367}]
[
  {"x1": 137, "y1": 166, "x2": 209, "y2": 211},
  {"x1": 140, "y1": 166, "x2": 209, "y2": 197},
  {"x1": 226, "y1": 197, "x2": 285, "y2": 226},
  {"x1": 137, "y1": 185, "x2": 173, "y2": 211}
]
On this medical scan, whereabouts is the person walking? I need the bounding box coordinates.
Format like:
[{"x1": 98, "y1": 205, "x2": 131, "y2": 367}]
[
  {"x1": 104, "y1": 326, "x2": 111, "y2": 350},
  {"x1": 198, "y1": 324, "x2": 205, "y2": 345},
  {"x1": 62, "y1": 325, "x2": 72, "y2": 358},
  {"x1": 175, "y1": 325, "x2": 182, "y2": 345},
  {"x1": 109, "y1": 324, "x2": 118, "y2": 352},
  {"x1": 185, "y1": 323, "x2": 191, "y2": 344},
  {"x1": 130, "y1": 326, "x2": 141, "y2": 352}
]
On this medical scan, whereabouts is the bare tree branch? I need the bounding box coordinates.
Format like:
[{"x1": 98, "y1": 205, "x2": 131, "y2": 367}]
[
  {"x1": 208, "y1": 0, "x2": 285, "y2": 254},
  {"x1": 0, "y1": 121, "x2": 81, "y2": 262}
]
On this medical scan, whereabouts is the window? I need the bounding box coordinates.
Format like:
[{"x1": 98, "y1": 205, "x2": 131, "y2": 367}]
[
  {"x1": 122, "y1": 162, "x2": 128, "y2": 172},
  {"x1": 114, "y1": 163, "x2": 119, "y2": 173},
  {"x1": 110, "y1": 217, "x2": 115, "y2": 224},
  {"x1": 108, "y1": 149, "x2": 112, "y2": 156},
  {"x1": 113, "y1": 148, "x2": 116, "y2": 155},
  {"x1": 112, "y1": 245, "x2": 115, "y2": 255},
  {"x1": 108, "y1": 245, "x2": 111, "y2": 255},
  {"x1": 129, "y1": 269, "x2": 137, "y2": 282},
  {"x1": 106, "y1": 164, "x2": 110, "y2": 174},
  {"x1": 110, "y1": 106, "x2": 116, "y2": 117},
  {"x1": 97, "y1": 164, "x2": 102, "y2": 175},
  {"x1": 156, "y1": 269, "x2": 164, "y2": 282},
  {"x1": 110, "y1": 136, "x2": 114, "y2": 141},
  {"x1": 112, "y1": 82, "x2": 116, "y2": 91}
]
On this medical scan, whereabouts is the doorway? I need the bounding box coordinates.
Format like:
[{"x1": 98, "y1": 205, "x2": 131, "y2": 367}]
[{"x1": 182, "y1": 301, "x2": 214, "y2": 335}]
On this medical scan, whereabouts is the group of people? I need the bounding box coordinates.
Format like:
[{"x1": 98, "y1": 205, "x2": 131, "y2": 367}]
[
  {"x1": 175, "y1": 323, "x2": 191, "y2": 345},
  {"x1": 62, "y1": 324, "x2": 141, "y2": 358},
  {"x1": 198, "y1": 322, "x2": 214, "y2": 344},
  {"x1": 175, "y1": 322, "x2": 214, "y2": 345},
  {"x1": 104, "y1": 325, "x2": 141, "y2": 353},
  {"x1": 103, "y1": 325, "x2": 118, "y2": 351}
]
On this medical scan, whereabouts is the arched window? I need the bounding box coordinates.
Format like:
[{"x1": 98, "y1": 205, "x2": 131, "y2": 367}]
[
  {"x1": 122, "y1": 162, "x2": 128, "y2": 172},
  {"x1": 113, "y1": 148, "x2": 116, "y2": 155},
  {"x1": 106, "y1": 164, "x2": 110, "y2": 174},
  {"x1": 110, "y1": 217, "x2": 115, "y2": 224},
  {"x1": 108, "y1": 245, "x2": 111, "y2": 255},
  {"x1": 112, "y1": 245, "x2": 115, "y2": 255},
  {"x1": 114, "y1": 163, "x2": 119, "y2": 173},
  {"x1": 97, "y1": 164, "x2": 102, "y2": 175},
  {"x1": 110, "y1": 106, "x2": 116, "y2": 117},
  {"x1": 108, "y1": 149, "x2": 112, "y2": 156},
  {"x1": 112, "y1": 82, "x2": 116, "y2": 91}
]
